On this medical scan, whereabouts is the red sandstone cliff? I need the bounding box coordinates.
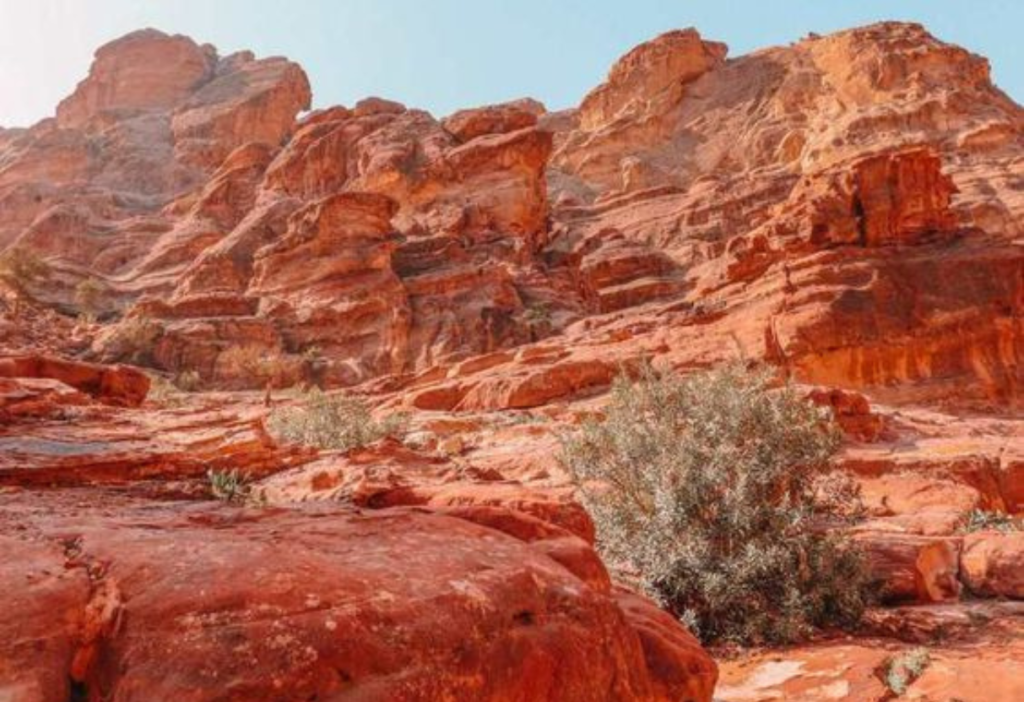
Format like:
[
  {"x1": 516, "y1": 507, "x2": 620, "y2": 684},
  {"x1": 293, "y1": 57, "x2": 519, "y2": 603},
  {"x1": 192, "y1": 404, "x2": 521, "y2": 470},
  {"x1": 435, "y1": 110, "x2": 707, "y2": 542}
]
[{"x1": 1, "y1": 21, "x2": 1021, "y2": 702}]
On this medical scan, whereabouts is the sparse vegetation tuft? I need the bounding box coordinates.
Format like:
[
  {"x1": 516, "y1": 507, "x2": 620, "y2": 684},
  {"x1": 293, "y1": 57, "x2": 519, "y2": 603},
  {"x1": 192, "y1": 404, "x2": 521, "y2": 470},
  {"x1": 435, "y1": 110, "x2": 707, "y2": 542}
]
[
  {"x1": 207, "y1": 468, "x2": 253, "y2": 504},
  {"x1": 74, "y1": 277, "x2": 106, "y2": 317},
  {"x1": 173, "y1": 369, "x2": 202, "y2": 392},
  {"x1": 219, "y1": 345, "x2": 294, "y2": 402},
  {"x1": 882, "y1": 647, "x2": 931, "y2": 695},
  {"x1": 105, "y1": 314, "x2": 161, "y2": 364},
  {"x1": 560, "y1": 363, "x2": 869, "y2": 645},
  {"x1": 0, "y1": 247, "x2": 51, "y2": 313},
  {"x1": 959, "y1": 509, "x2": 1021, "y2": 534},
  {"x1": 523, "y1": 302, "x2": 552, "y2": 325},
  {"x1": 267, "y1": 389, "x2": 408, "y2": 451}
]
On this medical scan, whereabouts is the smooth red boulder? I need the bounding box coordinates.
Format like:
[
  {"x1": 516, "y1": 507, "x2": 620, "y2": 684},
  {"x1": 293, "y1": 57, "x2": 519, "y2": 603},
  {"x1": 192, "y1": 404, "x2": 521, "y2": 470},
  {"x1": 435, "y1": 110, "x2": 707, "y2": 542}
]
[{"x1": 0, "y1": 490, "x2": 715, "y2": 702}]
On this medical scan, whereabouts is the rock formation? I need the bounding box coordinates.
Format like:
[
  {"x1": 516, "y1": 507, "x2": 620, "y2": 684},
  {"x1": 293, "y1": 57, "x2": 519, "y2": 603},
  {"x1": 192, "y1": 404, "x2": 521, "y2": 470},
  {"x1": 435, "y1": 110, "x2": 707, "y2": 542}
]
[{"x1": 1, "y1": 19, "x2": 1021, "y2": 702}]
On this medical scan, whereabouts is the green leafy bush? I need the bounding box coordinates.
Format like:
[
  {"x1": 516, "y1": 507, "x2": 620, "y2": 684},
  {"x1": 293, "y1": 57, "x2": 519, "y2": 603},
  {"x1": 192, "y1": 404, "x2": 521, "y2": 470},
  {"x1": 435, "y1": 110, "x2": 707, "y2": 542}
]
[
  {"x1": 267, "y1": 389, "x2": 407, "y2": 451},
  {"x1": 560, "y1": 363, "x2": 868, "y2": 645}
]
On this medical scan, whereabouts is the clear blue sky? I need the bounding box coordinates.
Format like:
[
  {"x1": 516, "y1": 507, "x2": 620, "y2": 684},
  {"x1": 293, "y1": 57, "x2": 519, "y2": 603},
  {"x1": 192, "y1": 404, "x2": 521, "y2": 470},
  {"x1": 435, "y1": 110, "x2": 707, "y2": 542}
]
[{"x1": 1, "y1": 0, "x2": 1020, "y2": 127}]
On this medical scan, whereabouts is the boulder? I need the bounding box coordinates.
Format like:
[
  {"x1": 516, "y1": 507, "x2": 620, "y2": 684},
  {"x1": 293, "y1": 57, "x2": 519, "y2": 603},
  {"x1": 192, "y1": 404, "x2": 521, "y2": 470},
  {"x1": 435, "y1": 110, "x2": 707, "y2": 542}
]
[
  {"x1": 0, "y1": 355, "x2": 149, "y2": 407},
  {"x1": 0, "y1": 490, "x2": 716, "y2": 702},
  {"x1": 960, "y1": 531, "x2": 1024, "y2": 598}
]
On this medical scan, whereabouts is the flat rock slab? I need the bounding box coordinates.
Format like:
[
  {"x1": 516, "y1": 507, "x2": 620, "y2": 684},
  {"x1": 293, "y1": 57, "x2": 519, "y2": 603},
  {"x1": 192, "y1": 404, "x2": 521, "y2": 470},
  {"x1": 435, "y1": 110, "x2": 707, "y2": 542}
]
[
  {"x1": 716, "y1": 608, "x2": 1024, "y2": 701},
  {"x1": 0, "y1": 489, "x2": 715, "y2": 702}
]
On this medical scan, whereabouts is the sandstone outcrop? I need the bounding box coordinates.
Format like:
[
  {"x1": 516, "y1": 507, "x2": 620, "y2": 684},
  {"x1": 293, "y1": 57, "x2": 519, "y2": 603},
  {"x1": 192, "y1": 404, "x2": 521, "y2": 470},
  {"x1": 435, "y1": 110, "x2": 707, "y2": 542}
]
[
  {"x1": 0, "y1": 490, "x2": 715, "y2": 702},
  {"x1": 0, "y1": 28, "x2": 309, "y2": 295},
  {"x1": 56, "y1": 30, "x2": 216, "y2": 128},
  {"x1": 717, "y1": 607, "x2": 1024, "y2": 702},
  {"x1": 0, "y1": 355, "x2": 149, "y2": 406},
  {"x1": 1, "y1": 18, "x2": 1022, "y2": 702},
  {"x1": 961, "y1": 531, "x2": 1024, "y2": 598}
]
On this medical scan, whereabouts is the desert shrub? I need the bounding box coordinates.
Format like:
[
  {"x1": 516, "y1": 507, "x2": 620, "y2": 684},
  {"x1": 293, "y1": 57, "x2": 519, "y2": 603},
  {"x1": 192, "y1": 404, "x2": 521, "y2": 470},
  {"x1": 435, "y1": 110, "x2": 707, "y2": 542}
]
[
  {"x1": 219, "y1": 345, "x2": 294, "y2": 396},
  {"x1": 74, "y1": 277, "x2": 105, "y2": 316},
  {"x1": 267, "y1": 389, "x2": 408, "y2": 451},
  {"x1": 207, "y1": 468, "x2": 252, "y2": 503},
  {"x1": 959, "y1": 509, "x2": 1021, "y2": 534},
  {"x1": 882, "y1": 648, "x2": 931, "y2": 695},
  {"x1": 523, "y1": 302, "x2": 552, "y2": 325},
  {"x1": 105, "y1": 314, "x2": 161, "y2": 364},
  {"x1": 173, "y1": 369, "x2": 202, "y2": 392},
  {"x1": 0, "y1": 248, "x2": 51, "y2": 312},
  {"x1": 146, "y1": 374, "x2": 186, "y2": 408},
  {"x1": 560, "y1": 363, "x2": 868, "y2": 645},
  {"x1": 300, "y1": 345, "x2": 323, "y2": 363}
]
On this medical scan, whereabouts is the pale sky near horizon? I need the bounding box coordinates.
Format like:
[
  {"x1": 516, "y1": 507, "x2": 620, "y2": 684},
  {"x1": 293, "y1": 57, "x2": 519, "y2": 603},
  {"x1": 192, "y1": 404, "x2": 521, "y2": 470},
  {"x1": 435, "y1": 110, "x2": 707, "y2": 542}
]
[{"x1": 0, "y1": 0, "x2": 1021, "y2": 128}]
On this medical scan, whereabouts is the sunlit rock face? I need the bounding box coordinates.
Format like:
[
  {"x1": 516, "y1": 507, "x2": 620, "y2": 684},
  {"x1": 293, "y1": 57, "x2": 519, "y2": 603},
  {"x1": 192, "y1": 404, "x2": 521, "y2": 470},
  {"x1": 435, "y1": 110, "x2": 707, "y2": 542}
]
[
  {"x1": 6, "y1": 22, "x2": 1019, "y2": 406},
  {"x1": 545, "y1": 22, "x2": 1021, "y2": 409},
  {"x1": 0, "y1": 28, "x2": 310, "y2": 290}
]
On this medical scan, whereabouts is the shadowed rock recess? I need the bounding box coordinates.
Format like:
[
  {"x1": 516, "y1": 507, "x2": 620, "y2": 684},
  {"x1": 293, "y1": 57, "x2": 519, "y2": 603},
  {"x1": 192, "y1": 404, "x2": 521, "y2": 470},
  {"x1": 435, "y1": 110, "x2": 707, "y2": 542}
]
[{"x1": 1, "y1": 21, "x2": 1021, "y2": 702}]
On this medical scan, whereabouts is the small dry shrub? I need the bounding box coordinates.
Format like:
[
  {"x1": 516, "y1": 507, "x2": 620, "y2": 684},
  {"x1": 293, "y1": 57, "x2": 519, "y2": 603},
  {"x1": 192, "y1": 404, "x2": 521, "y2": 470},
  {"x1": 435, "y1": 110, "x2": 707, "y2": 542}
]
[
  {"x1": 74, "y1": 277, "x2": 105, "y2": 316},
  {"x1": 560, "y1": 363, "x2": 868, "y2": 645},
  {"x1": 267, "y1": 389, "x2": 408, "y2": 451},
  {"x1": 173, "y1": 370, "x2": 202, "y2": 392},
  {"x1": 882, "y1": 647, "x2": 931, "y2": 695},
  {"x1": 523, "y1": 302, "x2": 552, "y2": 325},
  {"x1": 959, "y1": 509, "x2": 1021, "y2": 534},
  {"x1": 105, "y1": 315, "x2": 161, "y2": 364},
  {"x1": 0, "y1": 248, "x2": 51, "y2": 311},
  {"x1": 207, "y1": 468, "x2": 253, "y2": 504},
  {"x1": 219, "y1": 345, "x2": 292, "y2": 390}
]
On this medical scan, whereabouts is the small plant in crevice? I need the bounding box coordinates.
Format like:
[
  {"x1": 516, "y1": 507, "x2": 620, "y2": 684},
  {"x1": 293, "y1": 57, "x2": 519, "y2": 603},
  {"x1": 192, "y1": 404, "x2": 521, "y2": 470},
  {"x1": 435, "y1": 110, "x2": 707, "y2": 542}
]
[
  {"x1": 882, "y1": 647, "x2": 931, "y2": 696},
  {"x1": 958, "y1": 508, "x2": 1021, "y2": 534},
  {"x1": 266, "y1": 389, "x2": 409, "y2": 452},
  {"x1": 74, "y1": 277, "x2": 106, "y2": 317},
  {"x1": 503, "y1": 411, "x2": 550, "y2": 426},
  {"x1": 0, "y1": 247, "x2": 51, "y2": 314},
  {"x1": 219, "y1": 344, "x2": 293, "y2": 403},
  {"x1": 560, "y1": 362, "x2": 870, "y2": 646},
  {"x1": 299, "y1": 344, "x2": 327, "y2": 389},
  {"x1": 207, "y1": 468, "x2": 253, "y2": 504},
  {"x1": 173, "y1": 369, "x2": 202, "y2": 392},
  {"x1": 523, "y1": 302, "x2": 552, "y2": 325},
  {"x1": 105, "y1": 314, "x2": 161, "y2": 365},
  {"x1": 146, "y1": 374, "x2": 184, "y2": 407}
]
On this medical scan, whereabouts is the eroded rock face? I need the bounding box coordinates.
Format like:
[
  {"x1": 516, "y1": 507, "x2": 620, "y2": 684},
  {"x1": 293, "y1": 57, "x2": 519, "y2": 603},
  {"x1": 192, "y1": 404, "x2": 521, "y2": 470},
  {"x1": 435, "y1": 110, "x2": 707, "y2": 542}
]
[
  {"x1": 0, "y1": 355, "x2": 149, "y2": 407},
  {"x1": 5, "y1": 22, "x2": 1019, "y2": 407},
  {"x1": 0, "y1": 28, "x2": 310, "y2": 290},
  {"x1": 0, "y1": 350, "x2": 715, "y2": 701},
  {"x1": 249, "y1": 192, "x2": 410, "y2": 382},
  {"x1": 171, "y1": 52, "x2": 312, "y2": 169},
  {"x1": 717, "y1": 609, "x2": 1024, "y2": 702},
  {"x1": 125, "y1": 94, "x2": 553, "y2": 386},
  {"x1": 961, "y1": 532, "x2": 1024, "y2": 598},
  {"x1": 56, "y1": 29, "x2": 217, "y2": 127},
  {"x1": 577, "y1": 28, "x2": 727, "y2": 136},
  {"x1": 804, "y1": 146, "x2": 960, "y2": 247},
  {"x1": 543, "y1": 21, "x2": 1022, "y2": 409}
]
